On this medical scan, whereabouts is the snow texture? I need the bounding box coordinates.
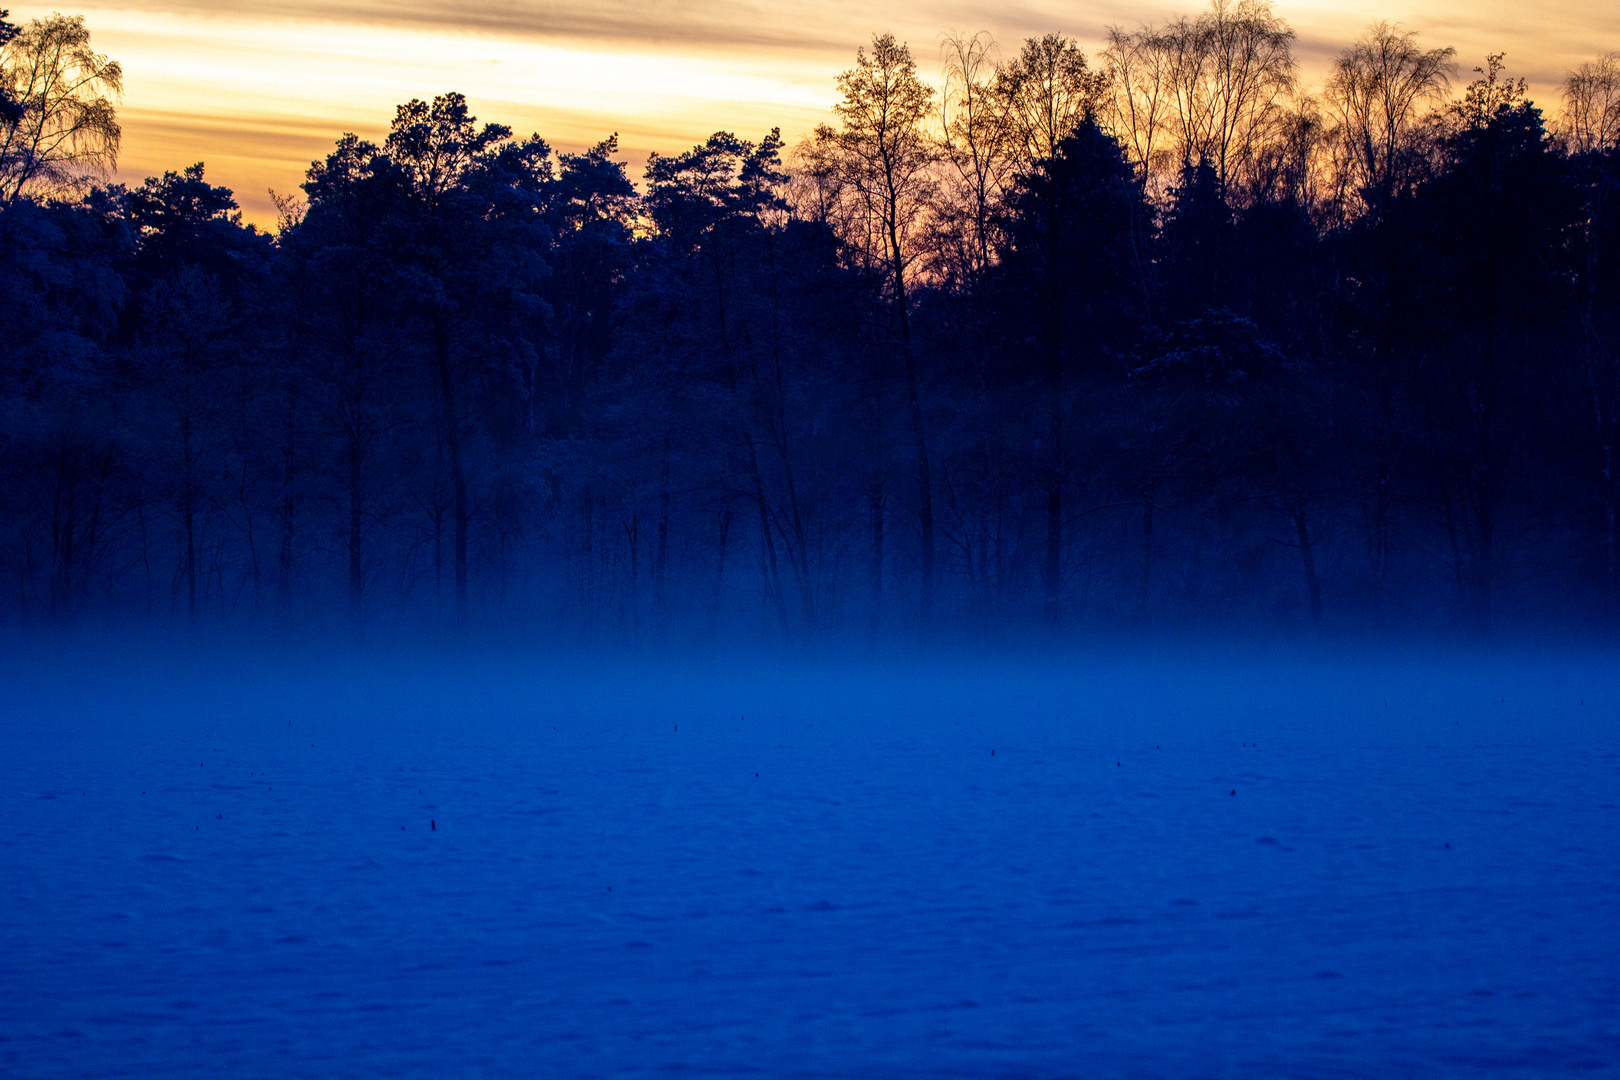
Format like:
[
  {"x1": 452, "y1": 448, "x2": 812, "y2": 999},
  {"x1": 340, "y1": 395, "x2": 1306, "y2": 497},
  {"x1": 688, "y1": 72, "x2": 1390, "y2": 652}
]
[{"x1": 3, "y1": 644, "x2": 1618, "y2": 1077}]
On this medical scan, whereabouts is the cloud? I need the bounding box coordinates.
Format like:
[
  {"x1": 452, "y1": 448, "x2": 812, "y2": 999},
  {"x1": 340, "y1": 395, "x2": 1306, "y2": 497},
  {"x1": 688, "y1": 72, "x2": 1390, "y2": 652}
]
[
  {"x1": 68, "y1": 0, "x2": 910, "y2": 53},
  {"x1": 41, "y1": 0, "x2": 1179, "y2": 55},
  {"x1": 33, "y1": 1, "x2": 1620, "y2": 76},
  {"x1": 20, "y1": 0, "x2": 1620, "y2": 231},
  {"x1": 400, "y1": 0, "x2": 1614, "y2": 60}
]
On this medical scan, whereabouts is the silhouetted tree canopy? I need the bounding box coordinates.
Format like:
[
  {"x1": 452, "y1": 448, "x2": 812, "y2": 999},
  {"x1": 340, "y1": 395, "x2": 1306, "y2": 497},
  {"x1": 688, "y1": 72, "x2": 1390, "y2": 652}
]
[{"x1": 6, "y1": 5, "x2": 1620, "y2": 641}]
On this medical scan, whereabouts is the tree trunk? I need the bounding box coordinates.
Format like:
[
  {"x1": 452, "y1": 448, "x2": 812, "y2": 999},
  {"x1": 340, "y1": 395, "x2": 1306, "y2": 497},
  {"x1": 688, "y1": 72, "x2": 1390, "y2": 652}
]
[
  {"x1": 1138, "y1": 479, "x2": 1154, "y2": 617},
  {"x1": 139, "y1": 498, "x2": 153, "y2": 618},
  {"x1": 905, "y1": 362, "x2": 934, "y2": 617},
  {"x1": 889, "y1": 217, "x2": 933, "y2": 617},
  {"x1": 625, "y1": 515, "x2": 640, "y2": 638},
  {"x1": 183, "y1": 409, "x2": 198, "y2": 626},
  {"x1": 740, "y1": 423, "x2": 789, "y2": 635},
  {"x1": 433, "y1": 315, "x2": 469, "y2": 622},
  {"x1": 1289, "y1": 500, "x2": 1323, "y2": 623},
  {"x1": 656, "y1": 435, "x2": 671, "y2": 630},
  {"x1": 1044, "y1": 349, "x2": 1063, "y2": 624},
  {"x1": 870, "y1": 478, "x2": 885, "y2": 628},
  {"x1": 755, "y1": 480, "x2": 789, "y2": 635},
  {"x1": 710, "y1": 504, "x2": 732, "y2": 631},
  {"x1": 1370, "y1": 457, "x2": 1391, "y2": 615},
  {"x1": 278, "y1": 381, "x2": 298, "y2": 616},
  {"x1": 348, "y1": 425, "x2": 364, "y2": 637},
  {"x1": 1604, "y1": 440, "x2": 1616, "y2": 599},
  {"x1": 49, "y1": 434, "x2": 74, "y2": 618},
  {"x1": 1471, "y1": 467, "x2": 1494, "y2": 636}
]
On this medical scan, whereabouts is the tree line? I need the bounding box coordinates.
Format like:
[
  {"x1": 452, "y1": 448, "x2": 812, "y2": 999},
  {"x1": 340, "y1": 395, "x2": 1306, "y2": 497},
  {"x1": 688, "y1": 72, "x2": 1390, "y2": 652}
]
[{"x1": 3, "y1": 2, "x2": 1620, "y2": 640}]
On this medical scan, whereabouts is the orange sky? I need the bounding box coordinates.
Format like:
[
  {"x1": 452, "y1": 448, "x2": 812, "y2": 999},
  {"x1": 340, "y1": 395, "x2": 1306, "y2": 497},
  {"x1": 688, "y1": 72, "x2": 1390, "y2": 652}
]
[{"x1": 12, "y1": 0, "x2": 1620, "y2": 227}]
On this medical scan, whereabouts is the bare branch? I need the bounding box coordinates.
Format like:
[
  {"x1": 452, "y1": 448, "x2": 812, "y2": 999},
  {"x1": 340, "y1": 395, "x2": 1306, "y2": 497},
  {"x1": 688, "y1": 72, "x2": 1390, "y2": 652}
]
[{"x1": 0, "y1": 13, "x2": 121, "y2": 207}]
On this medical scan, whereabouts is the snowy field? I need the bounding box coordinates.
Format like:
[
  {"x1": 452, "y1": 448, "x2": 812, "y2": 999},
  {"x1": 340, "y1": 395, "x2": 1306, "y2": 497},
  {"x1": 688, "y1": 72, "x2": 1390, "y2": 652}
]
[{"x1": 3, "y1": 640, "x2": 1618, "y2": 1078}]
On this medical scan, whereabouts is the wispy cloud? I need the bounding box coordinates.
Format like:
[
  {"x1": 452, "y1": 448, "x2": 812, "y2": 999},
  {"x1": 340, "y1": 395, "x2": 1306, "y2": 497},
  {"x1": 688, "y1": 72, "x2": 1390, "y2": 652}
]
[
  {"x1": 64, "y1": 0, "x2": 926, "y2": 53},
  {"x1": 8, "y1": 0, "x2": 1618, "y2": 228}
]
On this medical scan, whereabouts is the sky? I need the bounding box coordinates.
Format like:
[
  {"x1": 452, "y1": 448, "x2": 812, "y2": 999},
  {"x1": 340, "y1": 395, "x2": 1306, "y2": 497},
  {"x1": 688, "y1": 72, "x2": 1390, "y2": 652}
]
[{"x1": 11, "y1": 0, "x2": 1620, "y2": 227}]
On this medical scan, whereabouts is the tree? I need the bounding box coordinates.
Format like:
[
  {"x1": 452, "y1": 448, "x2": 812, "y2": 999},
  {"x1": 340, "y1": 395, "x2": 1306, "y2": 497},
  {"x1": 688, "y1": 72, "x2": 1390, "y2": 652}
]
[
  {"x1": 998, "y1": 34, "x2": 1111, "y2": 170},
  {"x1": 0, "y1": 11, "x2": 21, "y2": 127},
  {"x1": 1564, "y1": 54, "x2": 1620, "y2": 155},
  {"x1": 1131, "y1": 310, "x2": 1331, "y2": 621},
  {"x1": 126, "y1": 163, "x2": 268, "y2": 293},
  {"x1": 1323, "y1": 23, "x2": 1455, "y2": 221},
  {"x1": 645, "y1": 129, "x2": 785, "y2": 249},
  {"x1": 639, "y1": 130, "x2": 843, "y2": 632},
  {"x1": 279, "y1": 95, "x2": 555, "y2": 627},
  {"x1": 138, "y1": 265, "x2": 232, "y2": 624},
  {"x1": 0, "y1": 13, "x2": 120, "y2": 209},
  {"x1": 295, "y1": 132, "x2": 415, "y2": 631},
  {"x1": 1104, "y1": 0, "x2": 1296, "y2": 202},
  {"x1": 382, "y1": 92, "x2": 539, "y2": 621},
  {"x1": 1563, "y1": 60, "x2": 1620, "y2": 595},
  {"x1": 933, "y1": 32, "x2": 1109, "y2": 284},
  {"x1": 995, "y1": 117, "x2": 1142, "y2": 621},
  {"x1": 1104, "y1": 20, "x2": 1178, "y2": 186},
  {"x1": 937, "y1": 31, "x2": 1016, "y2": 282},
  {"x1": 1404, "y1": 56, "x2": 1576, "y2": 632},
  {"x1": 123, "y1": 164, "x2": 272, "y2": 619},
  {"x1": 540, "y1": 134, "x2": 636, "y2": 435},
  {"x1": 0, "y1": 189, "x2": 128, "y2": 620},
  {"x1": 805, "y1": 33, "x2": 940, "y2": 615}
]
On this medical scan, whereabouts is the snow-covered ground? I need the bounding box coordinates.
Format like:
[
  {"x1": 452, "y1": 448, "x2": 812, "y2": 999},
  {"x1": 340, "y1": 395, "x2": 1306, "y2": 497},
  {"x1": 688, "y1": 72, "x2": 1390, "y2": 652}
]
[{"x1": 3, "y1": 641, "x2": 1618, "y2": 1078}]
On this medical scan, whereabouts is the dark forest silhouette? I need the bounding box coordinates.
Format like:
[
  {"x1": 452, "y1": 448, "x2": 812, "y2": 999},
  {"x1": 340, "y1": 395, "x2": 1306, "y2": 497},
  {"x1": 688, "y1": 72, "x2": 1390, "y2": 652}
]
[{"x1": 4, "y1": 3, "x2": 1620, "y2": 640}]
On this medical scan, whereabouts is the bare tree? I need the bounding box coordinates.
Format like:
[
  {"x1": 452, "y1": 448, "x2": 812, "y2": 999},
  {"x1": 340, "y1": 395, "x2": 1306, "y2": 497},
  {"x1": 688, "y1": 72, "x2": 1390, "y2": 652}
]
[
  {"x1": 938, "y1": 30, "x2": 1015, "y2": 281},
  {"x1": 934, "y1": 32, "x2": 1107, "y2": 284},
  {"x1": 1562, "y1": 55, "x2": 1620, "y2": 592},
  {"x1": 804, "y1": 34, "x2": 941, "y2": 614},
  {"x1": 1104, "y1": 0, "x2": 1296, "y2": 201},
  {"x1": 1564, "y1": 54, "x2": 1620, "y2": 154},
  {"x1": 0, "y1": 13, "x2": 120, "y2": 208},
  {"x1": 1323, "y1": 22, "x2": 1455, "y2": 220},
  {"x1": 998, "y1": 34, "x2": 1111, "y2": 169},
  {"x1": 1104, "y1": 23, "x2": 1178, "y2": 187},
  {"x1": 1187, "y1": 0, "x2": 1297, "y2": 196},
  {"x1": 0, "y1": 12, "x2": 19, "y2": 126},
  {"x1": 1246, "y1": 96, "x2": 1327, "y2": 212}
]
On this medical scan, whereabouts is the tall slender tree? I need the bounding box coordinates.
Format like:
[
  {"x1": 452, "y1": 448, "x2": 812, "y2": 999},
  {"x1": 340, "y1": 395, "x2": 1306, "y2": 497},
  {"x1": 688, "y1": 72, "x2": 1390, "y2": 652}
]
[{"x1": 806, "y1": 34, "x2": 940, "y2": 615}]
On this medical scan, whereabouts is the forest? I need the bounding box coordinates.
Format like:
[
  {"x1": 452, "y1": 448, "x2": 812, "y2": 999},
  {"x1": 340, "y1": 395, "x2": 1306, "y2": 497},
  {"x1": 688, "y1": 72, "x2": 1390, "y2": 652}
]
[{"x1": 3, "y1": 1, "x2": 1619, "y2": 641}]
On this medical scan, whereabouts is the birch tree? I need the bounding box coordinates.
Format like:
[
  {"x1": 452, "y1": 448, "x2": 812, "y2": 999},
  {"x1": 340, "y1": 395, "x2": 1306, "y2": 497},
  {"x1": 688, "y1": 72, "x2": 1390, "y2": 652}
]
[
  {"x1": 0, "y1": 13, "x2": 120, "y2": 208},
  {"x1": 1104, "y1": 0, "x2": 1296, "y2": 201},
  {"x1": 1323, "y1": 23, "x2": 1455, "y2": 220},
  {"x1": 806, "y1": 34, "x2": 941, "y2": 614},
  {"x1": 1564, "y1": 54, "x2": 1620, "y2": 154}
]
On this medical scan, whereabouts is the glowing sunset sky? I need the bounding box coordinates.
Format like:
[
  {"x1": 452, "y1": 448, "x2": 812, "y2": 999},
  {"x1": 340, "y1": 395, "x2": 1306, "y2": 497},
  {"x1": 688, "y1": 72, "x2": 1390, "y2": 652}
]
[{"x1": 11, "y1": 0, "x2": 1619, "y2": 227}]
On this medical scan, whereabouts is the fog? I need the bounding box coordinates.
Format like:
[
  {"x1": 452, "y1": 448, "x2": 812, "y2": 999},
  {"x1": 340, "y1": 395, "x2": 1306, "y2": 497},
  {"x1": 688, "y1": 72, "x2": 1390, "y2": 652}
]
[{"x1": 7, "y1": 3, "x2": 1620, "y2": 1072}]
